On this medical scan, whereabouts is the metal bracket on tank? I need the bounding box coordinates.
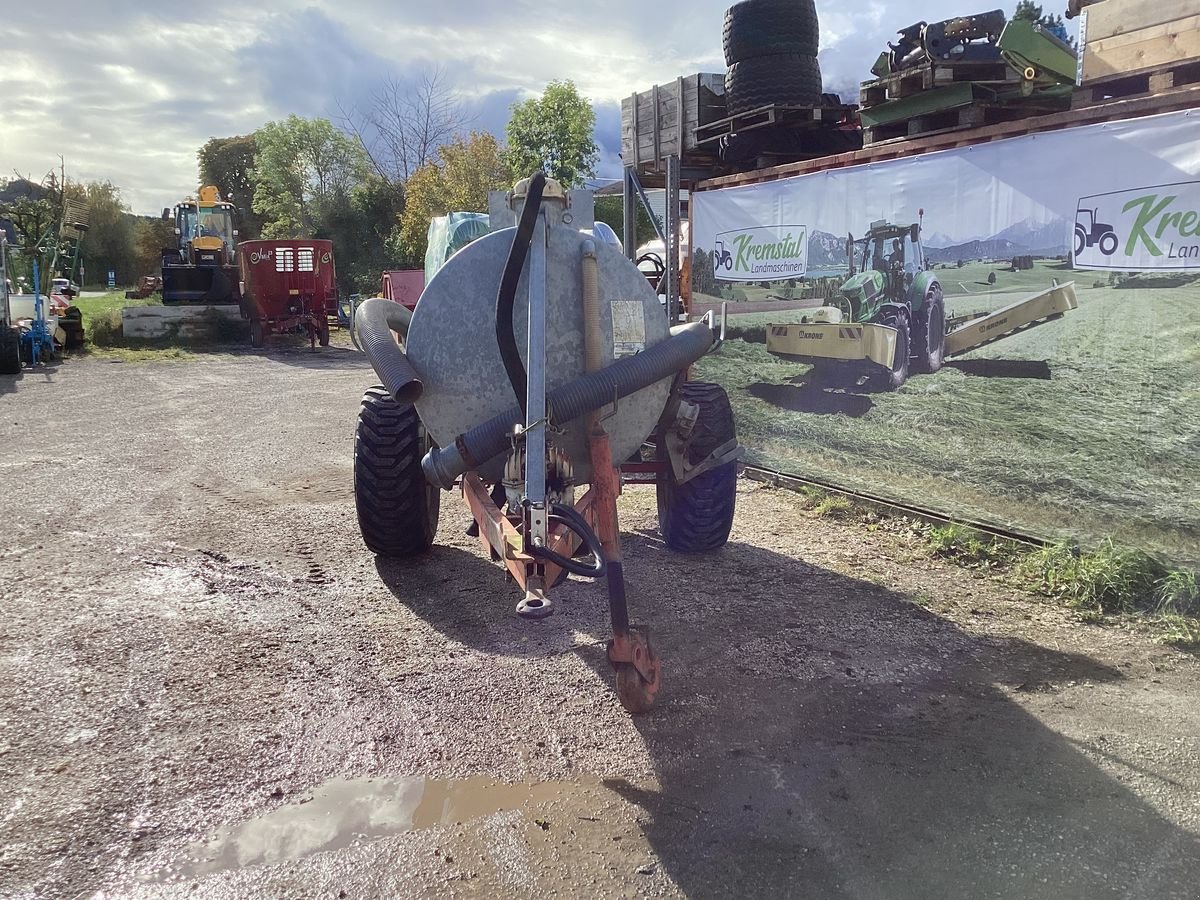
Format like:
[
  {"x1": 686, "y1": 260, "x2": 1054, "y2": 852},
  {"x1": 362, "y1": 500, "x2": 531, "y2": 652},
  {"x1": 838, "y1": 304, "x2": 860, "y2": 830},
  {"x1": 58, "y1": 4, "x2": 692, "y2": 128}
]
[{"x1": 523, "y1": 206, "x2": 550, "y2": 556}]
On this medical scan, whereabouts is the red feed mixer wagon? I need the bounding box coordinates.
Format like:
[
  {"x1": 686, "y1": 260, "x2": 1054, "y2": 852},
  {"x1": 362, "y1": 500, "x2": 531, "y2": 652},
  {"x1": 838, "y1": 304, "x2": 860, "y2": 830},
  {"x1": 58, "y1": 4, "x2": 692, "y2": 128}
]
[{"x1": 238, "y1": 239, "x2": 337, "y2": 348}]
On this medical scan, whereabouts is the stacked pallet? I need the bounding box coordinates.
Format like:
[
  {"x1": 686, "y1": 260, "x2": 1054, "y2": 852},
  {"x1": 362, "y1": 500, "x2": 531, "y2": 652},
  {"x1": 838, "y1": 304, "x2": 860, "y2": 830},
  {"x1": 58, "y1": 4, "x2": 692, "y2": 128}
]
[
  {"x1": 858, "y1": 59, "x2": 1039, "y2": 144},
  {"x1": 1075, "y1": 0, "x2": 1200, "y2": 108}
]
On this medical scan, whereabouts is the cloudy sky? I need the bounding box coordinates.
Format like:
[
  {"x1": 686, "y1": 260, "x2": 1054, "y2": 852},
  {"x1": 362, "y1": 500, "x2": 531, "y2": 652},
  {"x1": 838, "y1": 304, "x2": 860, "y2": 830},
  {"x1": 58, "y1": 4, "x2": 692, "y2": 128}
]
[{"x1": 0, "y1": 1, "x2": 1036, "y2": 215}]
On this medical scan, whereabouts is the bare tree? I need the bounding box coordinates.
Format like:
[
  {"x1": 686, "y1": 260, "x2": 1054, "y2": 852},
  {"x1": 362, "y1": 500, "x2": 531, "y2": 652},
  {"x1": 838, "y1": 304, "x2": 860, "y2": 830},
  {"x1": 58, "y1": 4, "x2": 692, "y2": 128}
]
[{"x1": 339, "y1": 66, "x2": 471, "y2": 183}]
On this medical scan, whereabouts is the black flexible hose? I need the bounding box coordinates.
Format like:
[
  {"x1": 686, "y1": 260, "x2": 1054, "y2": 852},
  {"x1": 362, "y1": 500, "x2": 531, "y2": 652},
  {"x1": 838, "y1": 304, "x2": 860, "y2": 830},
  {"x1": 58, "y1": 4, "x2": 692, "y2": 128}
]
[
  {"x1": 496, "y1": 170, "x2": 547, "y2": 417},
  {"x1": 530, "y1": 502, "x2": 607, "y2": 578},
  {"x1": 353, "y1": 298, "x2": 422, "y2": 402}
]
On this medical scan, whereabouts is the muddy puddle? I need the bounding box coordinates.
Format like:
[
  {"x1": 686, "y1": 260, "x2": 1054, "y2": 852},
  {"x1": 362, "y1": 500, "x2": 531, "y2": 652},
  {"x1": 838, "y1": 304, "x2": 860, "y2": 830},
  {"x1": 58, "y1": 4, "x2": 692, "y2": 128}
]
[{"x1": 169, "y1": 775, "x2": 589, "y2": 877}]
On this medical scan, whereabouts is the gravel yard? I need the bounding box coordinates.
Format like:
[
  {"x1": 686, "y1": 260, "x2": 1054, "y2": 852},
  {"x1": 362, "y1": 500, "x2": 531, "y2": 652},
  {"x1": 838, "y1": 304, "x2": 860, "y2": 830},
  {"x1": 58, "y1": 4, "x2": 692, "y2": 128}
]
[{"x1": 1, "y1": 349, "x2": 1198, "y2": 899}]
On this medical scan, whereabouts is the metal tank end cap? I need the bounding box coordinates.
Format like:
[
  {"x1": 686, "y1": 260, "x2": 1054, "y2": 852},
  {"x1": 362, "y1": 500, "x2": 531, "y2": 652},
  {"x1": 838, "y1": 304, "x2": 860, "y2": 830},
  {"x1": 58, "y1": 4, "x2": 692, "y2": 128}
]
[{"x1": 510, "y1": 176, "x2": 568, "y2": 210}]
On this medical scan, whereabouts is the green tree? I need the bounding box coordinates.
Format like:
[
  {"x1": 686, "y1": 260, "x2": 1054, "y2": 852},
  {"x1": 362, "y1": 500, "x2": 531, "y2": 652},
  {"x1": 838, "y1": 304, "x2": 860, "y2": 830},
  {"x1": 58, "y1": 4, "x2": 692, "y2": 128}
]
[
  {"x1": 691, "y1": 247, "x2": 717, "y2": 298},
  {"x1": 133, "y1": 216, "x2": 176, "y2": 277},
  {"x1": 81, "y1": 181, "x2": 137, "y2": 285},
  {"x1": 198, "y1": 134, "x2": 264, "y2": 239},
  {"x1": 1013, "y1": 1, "x2": 1072, "y2": 46},
  {"x1": 505, "y1": 80, "x2": 599, "y2": 188},
  {"x1": 252, "y1": 115, "x2": 369, "y2": 238},
  {"x1": 594, "y1": 195, "x2": 658, "y2": 250},
  {"x1": 317, "y1": 176, "x2": 406, "y2": 293},
  {"x1": 396, "y1": 131, "x2": 509, "y2": 265}
]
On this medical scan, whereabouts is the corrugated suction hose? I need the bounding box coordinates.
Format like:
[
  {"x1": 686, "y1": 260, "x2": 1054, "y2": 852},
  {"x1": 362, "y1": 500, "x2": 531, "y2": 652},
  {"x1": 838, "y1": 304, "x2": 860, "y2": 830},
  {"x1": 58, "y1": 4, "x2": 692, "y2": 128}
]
[
  {"x1": 422, "y1": 320, "x2": 716, "y2": 488},
  {"x1": 353, "y1": 298, "x2": 422, "y2": 403}
]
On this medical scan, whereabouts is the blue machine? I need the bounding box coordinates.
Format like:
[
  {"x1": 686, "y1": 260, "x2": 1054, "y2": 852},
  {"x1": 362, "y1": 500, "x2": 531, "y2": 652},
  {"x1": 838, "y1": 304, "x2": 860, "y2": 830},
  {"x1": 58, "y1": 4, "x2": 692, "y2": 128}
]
[{"x1": 20, "y1": 259, "x2": 55, "y2": 366}]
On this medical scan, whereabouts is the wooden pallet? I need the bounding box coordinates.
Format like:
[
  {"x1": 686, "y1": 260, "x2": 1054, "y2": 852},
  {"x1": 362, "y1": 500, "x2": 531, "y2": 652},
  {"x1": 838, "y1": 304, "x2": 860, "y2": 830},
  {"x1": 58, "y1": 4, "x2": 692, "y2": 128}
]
[
  {"x1": 698, "y1": 83, "x2": 1200, "y2": 189},
  {"x1": 1073, "y1": 58, "x2": 1200, "y2": 108},
  {"x1": 863, "y1": 100, "x2": 1056, "y2": 145},
  {"x1": 1079, "y1": 4, "x2": 1200, "y2": 83},
  {"x1": 860, "y1": 60, "x2": 1019, "y2": 108},
  {"x1": 692, "y1": 103, "x2": 857, "y2": 146}
]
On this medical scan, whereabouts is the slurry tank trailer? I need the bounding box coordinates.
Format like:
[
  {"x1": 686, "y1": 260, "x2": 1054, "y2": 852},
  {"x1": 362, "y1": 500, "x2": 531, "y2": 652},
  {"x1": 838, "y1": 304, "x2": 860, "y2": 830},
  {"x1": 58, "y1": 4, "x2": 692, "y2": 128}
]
[{"x1": 352, "y1": 175, "x2": 741, "y2": 714}]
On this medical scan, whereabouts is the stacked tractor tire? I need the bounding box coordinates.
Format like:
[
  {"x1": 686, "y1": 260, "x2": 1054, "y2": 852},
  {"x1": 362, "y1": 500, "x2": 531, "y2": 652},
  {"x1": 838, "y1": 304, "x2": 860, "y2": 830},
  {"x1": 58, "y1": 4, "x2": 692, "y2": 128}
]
[{"x1": 724, "y1": 0, "x2": 822, "y2": 114}]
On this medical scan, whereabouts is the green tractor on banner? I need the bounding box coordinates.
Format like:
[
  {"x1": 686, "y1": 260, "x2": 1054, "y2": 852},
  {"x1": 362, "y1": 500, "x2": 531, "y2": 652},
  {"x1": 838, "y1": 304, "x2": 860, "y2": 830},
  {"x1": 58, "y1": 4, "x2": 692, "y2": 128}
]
[{"x1": 767, "y1": 212, "x2": 945, "y2": 390}]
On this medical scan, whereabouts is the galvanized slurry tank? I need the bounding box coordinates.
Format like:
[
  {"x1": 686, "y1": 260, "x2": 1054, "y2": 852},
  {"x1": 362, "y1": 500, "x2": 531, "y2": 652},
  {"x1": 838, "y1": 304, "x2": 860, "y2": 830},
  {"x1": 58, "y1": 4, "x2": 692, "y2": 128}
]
[
  {"x1": 353, "y1": 176, "x2": 740, "y2": 713},
  {"x1": 405, "y1": 224, "x2": 671, "y2": 483}
]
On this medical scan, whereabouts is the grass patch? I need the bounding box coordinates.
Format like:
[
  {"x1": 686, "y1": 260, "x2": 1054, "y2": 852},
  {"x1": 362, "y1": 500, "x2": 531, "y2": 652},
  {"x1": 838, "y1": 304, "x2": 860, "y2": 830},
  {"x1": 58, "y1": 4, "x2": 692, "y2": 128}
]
[
  {"x1": 925, "y1": 523, "x2": 1011, "y2": 566},
  {"x1": 1017, "y1": 540, "x2": 1195, "y2": 624},
  {"x1": 87, "y1": 308, "x2": 126, "y2": 346},
  {"x1": 66, "y1": 292, "x2": 249, "y2": 356},
  {"x1": 1156, "y1": 569, "x2": 1199, "y2": 617},
  {"x1": 1153, "y1": 615, "x2": 1200, "y2": 650},
  {"x1": 812, "y1": 494, "x2": 854, "y2": 519}
]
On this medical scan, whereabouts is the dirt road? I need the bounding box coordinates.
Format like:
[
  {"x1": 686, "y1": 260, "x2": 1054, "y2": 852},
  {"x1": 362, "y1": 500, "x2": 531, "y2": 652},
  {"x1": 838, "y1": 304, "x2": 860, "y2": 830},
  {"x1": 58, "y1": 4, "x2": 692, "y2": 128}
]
[{"x1": 2, "y1": 350, "x2": 1198, "y2": 899}]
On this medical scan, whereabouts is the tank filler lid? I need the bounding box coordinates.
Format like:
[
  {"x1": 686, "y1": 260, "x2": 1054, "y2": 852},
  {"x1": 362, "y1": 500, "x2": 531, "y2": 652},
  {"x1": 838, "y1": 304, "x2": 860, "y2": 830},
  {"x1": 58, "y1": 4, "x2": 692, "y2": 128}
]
[{"x1": 511, "y1": 176, "x2": 567, "y2": 203}]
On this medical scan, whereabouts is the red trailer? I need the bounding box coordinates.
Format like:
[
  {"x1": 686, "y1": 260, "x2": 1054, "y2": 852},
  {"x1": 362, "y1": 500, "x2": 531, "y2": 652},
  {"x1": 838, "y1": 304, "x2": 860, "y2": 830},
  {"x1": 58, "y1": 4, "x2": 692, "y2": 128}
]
[
  {"x1": 239, "y1": 239, "x2": 337, "y2": 347},
  {"x1": 381, "y1": 269, "x2": 424, "y2": 310}
]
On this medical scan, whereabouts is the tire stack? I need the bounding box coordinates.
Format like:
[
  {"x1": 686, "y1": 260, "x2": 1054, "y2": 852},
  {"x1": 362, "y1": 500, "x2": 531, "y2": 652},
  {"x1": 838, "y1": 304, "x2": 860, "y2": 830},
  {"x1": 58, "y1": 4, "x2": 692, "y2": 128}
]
[{"x1": 723, "y1": 0, "x2": 822, "y2": 115}]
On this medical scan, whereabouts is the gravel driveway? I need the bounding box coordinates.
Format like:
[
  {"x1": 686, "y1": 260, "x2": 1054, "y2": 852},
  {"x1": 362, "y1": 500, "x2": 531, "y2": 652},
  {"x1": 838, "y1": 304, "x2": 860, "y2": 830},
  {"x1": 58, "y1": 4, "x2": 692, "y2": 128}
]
[{"x1": 2, "y1": 349, "x2": 1198, "y2": 899}]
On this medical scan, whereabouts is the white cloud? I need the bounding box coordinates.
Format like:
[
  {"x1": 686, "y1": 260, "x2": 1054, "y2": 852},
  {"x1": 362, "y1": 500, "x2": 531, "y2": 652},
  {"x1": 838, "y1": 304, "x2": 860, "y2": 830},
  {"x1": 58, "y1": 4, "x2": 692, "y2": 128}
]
[{"x1": 2, "y1": 1, "x2": 1012, "y2": 214}]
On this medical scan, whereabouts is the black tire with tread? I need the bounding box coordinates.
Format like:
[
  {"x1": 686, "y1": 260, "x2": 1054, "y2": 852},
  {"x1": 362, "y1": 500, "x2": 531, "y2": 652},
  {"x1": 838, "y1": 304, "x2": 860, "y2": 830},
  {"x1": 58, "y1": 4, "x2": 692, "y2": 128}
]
[
  {"x1": 723, "y1": 0, "x2": 820, "y2": 65},
  {"x1": 725, "y1": 53, "x2": 823, "y2": 114},
  {"x1": 354, "y1": 386, "x2": 439, "y2": 557},
  {"x1": 879, "y1": 313, "x2": 910, "y2": 390},
  {"x1": 657, "y1": 382, "x2": 738, "y2": 553},
  {"x1": 912, "y1": 291, "x2": 945, "y2": 375},
  {"x1": 0, "y1": 326, "x2": 20, "y2": 375}
]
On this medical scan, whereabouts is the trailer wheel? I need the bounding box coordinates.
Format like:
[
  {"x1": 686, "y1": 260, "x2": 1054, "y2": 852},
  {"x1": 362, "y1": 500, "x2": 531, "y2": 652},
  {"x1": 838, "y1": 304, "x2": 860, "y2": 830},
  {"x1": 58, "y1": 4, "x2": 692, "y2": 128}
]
[
  {"x1": 250, "y1": 320, "x2": 265, "y2": 348},
  {"x1": 876, "y1": 314, "x2": 910, "y2": 390},
  {"x1": 912, "y1": 292, "x2": 945, "y2": 374},
  {"x1": 355, "y1": 385, "x2": 440, "y2": 558},
  {"x1": 656, "y1": 382, "x2": 738, "y2": 553},
  {"x1": 0, "y1": 326, "x2": 21, "y2": 375},
  {"x1": 317, "y1": 320, "x2": 330, "y2": 347},
  {"x1": 723, "y1": 0, "x2": 820, "y2": 64}
]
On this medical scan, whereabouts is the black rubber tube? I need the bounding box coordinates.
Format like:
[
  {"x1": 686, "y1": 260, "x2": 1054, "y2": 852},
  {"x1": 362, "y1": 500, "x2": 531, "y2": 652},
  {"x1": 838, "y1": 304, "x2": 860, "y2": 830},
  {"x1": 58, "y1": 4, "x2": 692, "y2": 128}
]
[
  {"x1": 353, "y1": 298, "x2": 422, "y2": 403},
  {"x1": 531, "y1": 503, "x2": 607, "y2": 578},
  {"x1": 496, "y1": 171, "x2": 546, "y2": 417},
  {"x1": 422, "y1": 320, "x2": 716, "y2": 488}
]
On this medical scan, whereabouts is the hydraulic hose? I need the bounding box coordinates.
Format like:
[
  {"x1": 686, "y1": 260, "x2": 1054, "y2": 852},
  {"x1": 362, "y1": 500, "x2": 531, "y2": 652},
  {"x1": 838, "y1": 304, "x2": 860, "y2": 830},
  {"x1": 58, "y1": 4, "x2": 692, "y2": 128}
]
[
  {"x1": 530, "y1": 503, "x2": 607, "y2": 578},
  {"x1": 353, "y1": 297, "x2": 422, "y2": 403},
  {"x1": 422, "y1": 319, "x2": 716, "y2": 488},
  {"x1": 496, "y1": 171, "x2": 547, "y2": 417}
]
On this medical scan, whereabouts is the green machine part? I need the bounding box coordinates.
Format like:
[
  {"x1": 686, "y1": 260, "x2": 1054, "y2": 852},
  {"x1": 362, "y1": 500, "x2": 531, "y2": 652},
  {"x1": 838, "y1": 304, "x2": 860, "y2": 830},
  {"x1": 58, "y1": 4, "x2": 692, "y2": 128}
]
[{"x1": 996, "y1": 18, "x2": 1078, "y2": 85}]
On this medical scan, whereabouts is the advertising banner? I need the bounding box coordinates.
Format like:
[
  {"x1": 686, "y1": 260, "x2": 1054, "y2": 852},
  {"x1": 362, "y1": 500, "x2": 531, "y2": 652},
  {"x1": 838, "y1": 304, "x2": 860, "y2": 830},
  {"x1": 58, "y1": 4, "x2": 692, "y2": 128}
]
[
  {"x1": 1074, "y1": 181, "x2": 1200, "y2": 270},
  {"x1": 689, "y1": 109, "x2": 1200, "y2": 566}
]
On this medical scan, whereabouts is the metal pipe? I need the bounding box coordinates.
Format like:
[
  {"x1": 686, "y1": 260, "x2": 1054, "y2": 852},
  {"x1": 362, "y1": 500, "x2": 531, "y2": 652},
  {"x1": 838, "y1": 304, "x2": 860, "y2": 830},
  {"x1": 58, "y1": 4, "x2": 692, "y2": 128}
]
[
  {"x1": 622, "y1": 168, "x2": 637, "y2": 262},
  {"x1": 581, "y1": 240, "x2": 602, "y2": 374},
  {"x1": 353, "y1": 297, "x2": 422, "y2": 403},
  {"x1": 526, "y1": 212, "x2": 548, "y2": 548},
  {"x1": 422, "y1": 320, "x2": 717, "y2": 489}
]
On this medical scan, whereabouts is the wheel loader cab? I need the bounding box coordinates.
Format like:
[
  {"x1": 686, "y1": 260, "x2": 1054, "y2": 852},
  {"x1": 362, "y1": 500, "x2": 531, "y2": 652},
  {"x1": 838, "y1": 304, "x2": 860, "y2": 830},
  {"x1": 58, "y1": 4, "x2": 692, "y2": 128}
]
[
  {"x1": 161, "y1": 185, "x2": 242, "y2": 304},
  {"x1": 178, "y1": 203, "x2": 235, "y2": 262}
]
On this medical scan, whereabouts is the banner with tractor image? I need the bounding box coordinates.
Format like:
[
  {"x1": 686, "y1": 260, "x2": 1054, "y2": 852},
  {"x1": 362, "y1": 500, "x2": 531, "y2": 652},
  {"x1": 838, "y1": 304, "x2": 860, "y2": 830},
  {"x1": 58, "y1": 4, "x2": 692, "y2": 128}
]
[{"x1": 689, "y1": 108, "x2": 1200, "y2": 568}]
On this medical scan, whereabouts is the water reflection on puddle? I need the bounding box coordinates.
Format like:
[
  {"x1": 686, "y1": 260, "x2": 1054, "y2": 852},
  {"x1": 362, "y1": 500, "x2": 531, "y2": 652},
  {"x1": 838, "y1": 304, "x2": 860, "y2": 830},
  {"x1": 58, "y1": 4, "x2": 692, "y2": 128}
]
[{"x1": 178, "y1": 776, "x2": 572, "y2": 875}]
